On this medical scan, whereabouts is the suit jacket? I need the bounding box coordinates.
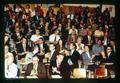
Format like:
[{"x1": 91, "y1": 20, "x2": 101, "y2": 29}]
[
  {"x1": 49, "y1": 60, "x2": 58, "y2": 75},
  {"x1": 105, "y1": 51, "x2": 115, "y2": 63},
  {"x1": 11, "y1": 32, "x2": 23, "y2": 53},
  {"x1": 69, "y1": 50, "x2": 82, "y2": 69},
  {"x1": 81, "y1": 51, "x2": 93, "y2": 61},
  {"x1": 20, "y1": 43, "x2": 29, "y2": 53},
  {"x1": 25, "y1": 62, "x2": 47, "y2": 78},
  {"x1": 32, "y1": 15, "x2": 40, "y2": 22},
  {"x1": 12, "y1": 32, "x2": 23, "y2": 43},
  {"x1": 49, "y1": 58, "x2": 71, "y2": 78},
  {"x1": 16, "y1": 42, "x2": 29, "y2": 54},
  {"x1": 60, "y1": 56, "x2": 71, "y2": 78},
  {"x1": 50, "y1": 50, "x2": 58, "y2": 62}
]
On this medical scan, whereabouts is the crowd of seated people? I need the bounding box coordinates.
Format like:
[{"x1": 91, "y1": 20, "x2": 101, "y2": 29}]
[{"x1": 4, "y1": 4, "x2": 116, "y2": 78}]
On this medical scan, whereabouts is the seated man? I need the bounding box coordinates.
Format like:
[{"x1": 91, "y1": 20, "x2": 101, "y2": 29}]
[
  {"x1": 105, "y1": 46, "x2": 115, "y2": 78},
  {"x1": 69, "y1": 42, "x2": 82, "y2": 69},
  {"x1": 25, "y1": 55, "x2": 47, "y2": 78},
  {"x1": 92, "y1": 39, "x2": 106, "y2": 61},
  {"x1": 5, "y1": 53, "x2": 18, "y2": 78},
  {"x1": 81, "y1": 45, "x2": 94, "y2": 65},
  {"x1": 105, "y1": 46, "x2": 115, "y2": 63}
]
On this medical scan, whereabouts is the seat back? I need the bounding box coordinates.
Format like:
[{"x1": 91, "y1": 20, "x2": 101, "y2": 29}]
[
  {"x1": 95, "y1": 67, "x2": 107, "y2": 78},
  {"x1": 72, "y1": 68, "x2": 86, "y2": 78}
]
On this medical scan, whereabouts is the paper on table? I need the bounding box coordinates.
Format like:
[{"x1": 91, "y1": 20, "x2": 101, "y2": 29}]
[
  {"x1": 51, "y1": 75, "x2": 62, "y2": 78},
  {"x1": 27, "y1": 76, "x2": 38, "y2": 78}
]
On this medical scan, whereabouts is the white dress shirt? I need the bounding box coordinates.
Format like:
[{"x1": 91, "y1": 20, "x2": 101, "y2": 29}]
[
  {"x1": 49, "y1": 34, "x2": 60, "y2": 42},
  {"x1": 86, "y1": 51, "x2": 91, "y2": 59},
  {"x1": 67, "y1": 14, "x2": 74, "y2": 20},
  {"x1": 30, "y1": 35, "x2": 42, "y2": 42},
  {"x1": 50, "y1": 49, "x2": 55, "y2": 58},
  {"x1": 69, "y1": 29, "x2": 78, "y2": 35},
  {"x1": 22, "y1": 43, "x2": 26, "y2": 52}
]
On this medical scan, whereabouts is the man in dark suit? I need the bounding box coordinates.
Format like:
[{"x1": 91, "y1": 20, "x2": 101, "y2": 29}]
[
  {"x1": 17, "y1": 37, "x2": 29, "y2": 60},
  {"x1": 105, "y1": 46, "x2": 115, "y2": 63},
  {"x1": 11, "y1": 27, "x2": 23, "y2": 58},
  {"x1": 60, "y1": 52, "x2": 71, "y2": 78},
  {"x1": 69, "y1": 42, "x2": 82, "y2": 69},
  {"x1": 49, "y1": 43, "x2": 58, "y2": 62},
  {"x1": 25, "y1": 55, "x2": 47, "y2": 78},
  {"x1": 32, "y1": 12, "x2": 40, "y2": 23},
  {"x1": 105, "y1": 46, "x2": 115, "y2": 78}
]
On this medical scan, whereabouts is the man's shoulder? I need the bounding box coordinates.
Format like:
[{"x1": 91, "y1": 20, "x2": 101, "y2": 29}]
[{"x1": 81, "y1": 52, "x2": 86, "y2": 55}]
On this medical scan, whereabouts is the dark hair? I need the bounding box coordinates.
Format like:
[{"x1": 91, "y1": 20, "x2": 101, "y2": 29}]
[
  {"x1": 39, "y1": 37, "x2": 44, "y2": 40},
  {"x1": 57, "y1": 53, "x2": 65, "y2": 57},
  {"x1": 32, "y1": 54, "x2": 39, "y2": 59},
  {"x1": 57, "y1": 39, "x2": 63, "y2": 46},
  {"x1": 70, "y1": 42, "x2": 77, "y2": 50},
  {"x1": 84, "y1": 45, "x2": 89, "y2": 49}
]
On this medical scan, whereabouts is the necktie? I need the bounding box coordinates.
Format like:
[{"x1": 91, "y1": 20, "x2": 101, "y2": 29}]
[
  {"x1": 57, "y1": 63, "x2": 60, "y2": 71},
  {"x1": 54, "y1": 35, "x2": 56, "y2": 42}
]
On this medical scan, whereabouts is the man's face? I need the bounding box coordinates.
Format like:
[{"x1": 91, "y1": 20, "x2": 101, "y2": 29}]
[
  {"x1": 38, "y1": 39, "x2": 43, "y2": 44},
  {"x1": 97, "y1": 40, "x2": 102, "y2": 45},
  {"x1": 55, "y1": 30, "x2": 59, "y2": 35},
  {"x1": 85, "y1": 46, "x2": 89, "y2": 52},
  {"x1": 58, "y1": 24, "x2": 62, "y2": 27},
  {"x1": 70, "y1": 43, "x2": 74, "y2": 50},
  {"x1": 72, "y1": 25, "x2": 75, "y2": 29},
  {"x1": 110, "y1": 41, "x2": 115, "y2": 46},
  {"x1": 107, "y1": 47, "x2": 112, "y2": 52},
  {"x1": 15, "y1": 28, "x2": 20, "y2": 33},
  {"x1": 49, "y1": 44, "x2": 55, "y2": 51},
  {"x1": 22, "y1": 38, "x2": 26, "y2": 44},
  {"x1": 35, "y1": 30, "x2": 40, "y2": 35}
]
